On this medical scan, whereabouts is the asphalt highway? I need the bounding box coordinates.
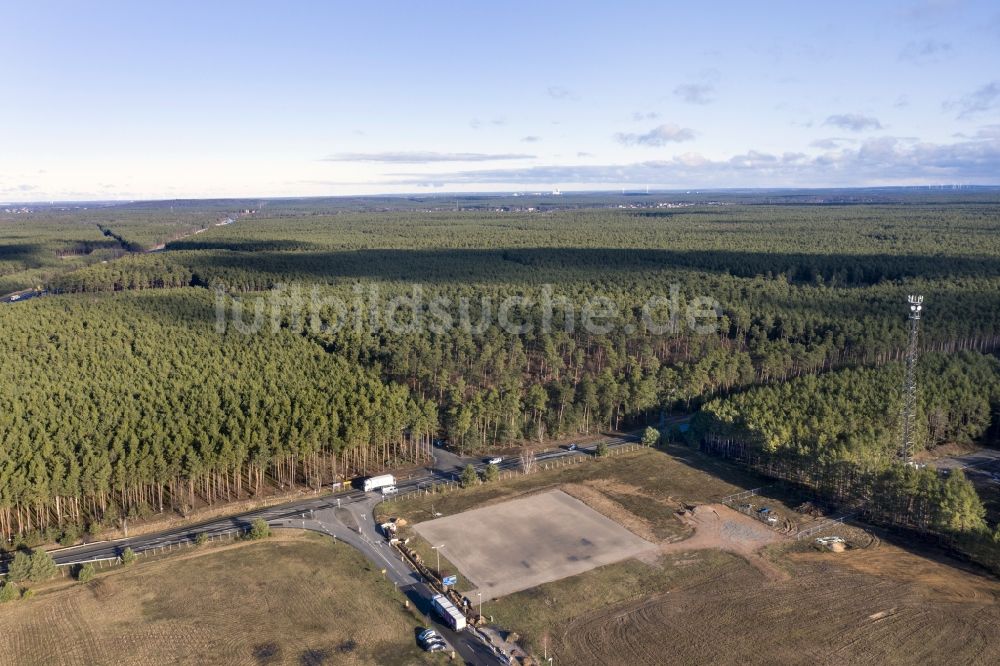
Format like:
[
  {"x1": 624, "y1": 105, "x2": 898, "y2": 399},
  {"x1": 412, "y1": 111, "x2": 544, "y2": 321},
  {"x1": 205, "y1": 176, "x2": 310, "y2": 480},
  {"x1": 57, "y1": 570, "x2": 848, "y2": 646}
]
[{"x1": 32, "y1": 433, "x2": 653, "y2": 664}]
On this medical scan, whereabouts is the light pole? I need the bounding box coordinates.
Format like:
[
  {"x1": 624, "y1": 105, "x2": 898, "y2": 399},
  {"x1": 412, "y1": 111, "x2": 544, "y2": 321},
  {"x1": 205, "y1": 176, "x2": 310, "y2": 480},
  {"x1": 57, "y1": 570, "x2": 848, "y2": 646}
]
[
  {"x1": 432, "y1": 544, "x2": 444, "y2": 576},
  {"x1": 477, "y1": 591, "x2": 482, "y2": 618}
]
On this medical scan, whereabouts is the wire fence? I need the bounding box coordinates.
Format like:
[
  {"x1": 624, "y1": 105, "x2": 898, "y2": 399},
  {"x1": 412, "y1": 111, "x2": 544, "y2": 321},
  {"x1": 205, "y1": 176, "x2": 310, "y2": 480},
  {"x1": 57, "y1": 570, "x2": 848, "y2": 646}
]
[
  {"x1": 795, "y1": 513, "x2": 856, "y2": 540},
  {"x1": 719, "y1": 487, "x2": 769, "y2": 505},
  {"x1": 53, "y1": 526, "x2": 252, "y2": 575},
  {"x1": 381, "y1": 442, "x2": 646, "y2": 504}
]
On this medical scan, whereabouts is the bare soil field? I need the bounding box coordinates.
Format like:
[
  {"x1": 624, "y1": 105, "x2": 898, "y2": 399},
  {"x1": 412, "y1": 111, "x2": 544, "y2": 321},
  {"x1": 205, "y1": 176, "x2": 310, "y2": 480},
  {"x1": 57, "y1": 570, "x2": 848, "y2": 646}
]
[
  {"x1": 553, "y1": 540, "x2": 1000, "y2": 665},
  {"x1": 414, "y1": 489, "x2": 657, "y2": 601},
  {"x1": 0, "y1": 532, "x2": 439, "y2": 666},
  {"x1": 663, "y1": 503, "x2": 788, "y2": 580}
]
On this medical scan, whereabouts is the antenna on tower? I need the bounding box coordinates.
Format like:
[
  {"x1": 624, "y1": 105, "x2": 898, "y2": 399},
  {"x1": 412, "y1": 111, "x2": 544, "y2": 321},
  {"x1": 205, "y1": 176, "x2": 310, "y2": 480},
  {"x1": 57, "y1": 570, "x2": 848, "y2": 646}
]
[{"x1": 900, "y1": 295, "x2": 923, "y2": 462}]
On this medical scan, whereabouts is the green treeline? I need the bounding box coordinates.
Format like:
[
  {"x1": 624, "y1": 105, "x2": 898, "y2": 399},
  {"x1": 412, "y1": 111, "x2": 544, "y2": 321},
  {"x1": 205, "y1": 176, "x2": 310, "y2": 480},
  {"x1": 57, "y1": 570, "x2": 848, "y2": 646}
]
[
  {"x1": 0, "y1": 291, "x2": 436, "y2": 540},
  {"x1": 696, "y1": 352, "x2": 1000, "y2": 563},
  {"x1": 2, "y1": 200, "x2": 999, "y2": 550}
]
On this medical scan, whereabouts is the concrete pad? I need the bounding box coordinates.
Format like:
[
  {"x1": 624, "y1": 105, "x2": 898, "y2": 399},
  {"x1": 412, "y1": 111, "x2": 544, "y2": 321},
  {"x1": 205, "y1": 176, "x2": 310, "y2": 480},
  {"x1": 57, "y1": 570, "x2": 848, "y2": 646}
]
[{"x1": 414, "y1": 489, "x2": 656, "y2": 600}]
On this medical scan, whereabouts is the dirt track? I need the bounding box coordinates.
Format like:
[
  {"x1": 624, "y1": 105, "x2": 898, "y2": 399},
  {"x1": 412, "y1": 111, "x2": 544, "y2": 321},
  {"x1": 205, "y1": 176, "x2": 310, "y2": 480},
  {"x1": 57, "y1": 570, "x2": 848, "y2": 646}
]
[{"x1": 662, "y1": 504, "x2": 788, "y2": 580}]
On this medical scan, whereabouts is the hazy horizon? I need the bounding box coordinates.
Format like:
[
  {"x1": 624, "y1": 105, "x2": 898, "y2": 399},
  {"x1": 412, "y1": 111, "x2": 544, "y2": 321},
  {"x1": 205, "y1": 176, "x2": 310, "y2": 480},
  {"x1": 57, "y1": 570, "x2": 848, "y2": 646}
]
[{"x1": 2, "y1": 1, "x2": 999, "y2": 201}]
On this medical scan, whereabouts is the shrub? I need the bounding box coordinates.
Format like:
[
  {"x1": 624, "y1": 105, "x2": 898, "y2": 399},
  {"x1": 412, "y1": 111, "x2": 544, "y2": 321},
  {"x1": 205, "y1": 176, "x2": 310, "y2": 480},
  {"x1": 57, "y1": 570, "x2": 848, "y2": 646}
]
[
  {"x1": 21, "y1": 588, "x2": 35, "y2": 600},
  {"x1": 28, "y1": 550, "x2": 58, "y2": 583},
  {"x1": 76, "y1": 563, "x2": 96, "y2": 583},
  {"x1": 596, "y1": 441, "x2": 609, "y2": 458},
  {"x1": 641, "y1": 426, "x2": 661, "y2": 447},
  {"x1": 7, "y1": 551, "x2": 31, "y2": 583},
  {"x1": 460, "y1": 464, "x2": 479, "y2": 488},
  {"x1": 121, "y1": 547, "x2": 137, "y2": 565},
  {"x1": 248, "y1": 519, "x2": 271, "y2": 540},
  {"x1": 483, "y1": 463, "x2": 500, "y2": 483},
  {"x1": 195, "y1": 532, "x2": 209, "y2": 546},
  {"x1": 0, "y1": 582, "x2": 19, "y2": 603}
]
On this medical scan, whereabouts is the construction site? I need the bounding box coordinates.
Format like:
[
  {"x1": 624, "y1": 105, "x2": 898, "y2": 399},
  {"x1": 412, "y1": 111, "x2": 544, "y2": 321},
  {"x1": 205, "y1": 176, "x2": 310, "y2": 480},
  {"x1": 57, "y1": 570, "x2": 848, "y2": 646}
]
[{"x1": 380, "y1": 443, "x2": 1000, "y2": 665}]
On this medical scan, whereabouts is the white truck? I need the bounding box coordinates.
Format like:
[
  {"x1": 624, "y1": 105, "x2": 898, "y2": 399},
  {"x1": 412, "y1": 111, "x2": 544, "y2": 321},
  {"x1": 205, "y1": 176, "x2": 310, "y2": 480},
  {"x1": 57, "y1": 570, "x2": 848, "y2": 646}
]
[
  {"x1": 432, "y1": 594, "x2": 467, "y2": 631},
  {"x1": 363, "y1": 474, "x2": 396, "y2": 493}
]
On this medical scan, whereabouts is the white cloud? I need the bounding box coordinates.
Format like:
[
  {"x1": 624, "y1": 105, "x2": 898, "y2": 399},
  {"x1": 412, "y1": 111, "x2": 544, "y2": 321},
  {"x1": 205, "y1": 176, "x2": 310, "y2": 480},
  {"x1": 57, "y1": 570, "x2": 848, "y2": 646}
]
[
  {"x1": 384, "y1": 134, "x2": 1000, "y2": 187},
  {"x1": 322, "y1": 152, "x2": 535, "y2": 163},
  {"x1": 824, "y1": 114, "x2": 883, "y2": 131},
  {"x1": 615, "y1": 123, "x2": 696, "y2": 146},
  {"x1": 673, "y1": 83, "x2": 715, "y2": 105},
  {"x1": 899, "y1": 39, "x2": 953, "y2": 63},
  {"x1": 947, "y1": 81, "x2": 1000, "y2": 118},
  {"x1": 810, "y1": 137, "x2": 856, "y2": 150},
  {"x1": 631, "y1": 111, "x2": 660, "y2": 121},
  {"x1": 546, "y1": 85, "x2": 578, "y2": 100}
]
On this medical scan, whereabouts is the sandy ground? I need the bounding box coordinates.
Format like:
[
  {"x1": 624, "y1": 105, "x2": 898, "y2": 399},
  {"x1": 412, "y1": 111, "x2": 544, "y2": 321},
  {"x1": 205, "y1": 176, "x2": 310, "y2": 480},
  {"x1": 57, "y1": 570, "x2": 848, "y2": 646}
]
[
  {"x1": 662, "y1": 503, "x2": 787, "y2": 580},
  {"x1": 556, "y1": 537, "x2": 1000, "y2": 666},
  {"x1": 414, "y1": 489, "x2": 657, "y2": 601}
]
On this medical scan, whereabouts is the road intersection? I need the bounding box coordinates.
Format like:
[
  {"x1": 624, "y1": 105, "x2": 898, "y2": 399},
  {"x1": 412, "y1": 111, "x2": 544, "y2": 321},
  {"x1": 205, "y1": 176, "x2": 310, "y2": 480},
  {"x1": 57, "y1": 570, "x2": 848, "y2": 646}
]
[{"x1": 25, "y1": 433, "x2": 656, "y2": 664}]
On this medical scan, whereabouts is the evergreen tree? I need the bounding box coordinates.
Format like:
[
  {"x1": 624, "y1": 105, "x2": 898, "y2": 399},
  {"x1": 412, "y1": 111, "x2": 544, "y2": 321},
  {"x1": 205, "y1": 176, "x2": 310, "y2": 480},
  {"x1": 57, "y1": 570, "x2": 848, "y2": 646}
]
[
  {"x1": 76, "y1": 563, "x2": 96, "y2": 583},
  {"x1": 460, "y1": 464, "x2": 479, "y2": 488},
  {"x1": 0, "y1": 582, "x2": 19, "y2": 603},
  {"x1": 28, "y1": 550, "x2": 58, "y2": 582},
  {"x1": 7, "y1": 552, "x2": 31, "y2": 583},
  {"x1": 248, "y1": 519, "x2": 271, "y2": 540},
  {"x1": 937, "y1": 470, "x2": 987, "y2": 533}
]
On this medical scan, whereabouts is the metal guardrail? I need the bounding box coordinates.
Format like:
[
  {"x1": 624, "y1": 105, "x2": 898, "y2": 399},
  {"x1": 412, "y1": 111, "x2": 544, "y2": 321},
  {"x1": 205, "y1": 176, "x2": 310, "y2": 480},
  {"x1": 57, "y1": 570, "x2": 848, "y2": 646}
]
[{"x1": 53, "y1": 527, "x2": 250, "y2": 571}]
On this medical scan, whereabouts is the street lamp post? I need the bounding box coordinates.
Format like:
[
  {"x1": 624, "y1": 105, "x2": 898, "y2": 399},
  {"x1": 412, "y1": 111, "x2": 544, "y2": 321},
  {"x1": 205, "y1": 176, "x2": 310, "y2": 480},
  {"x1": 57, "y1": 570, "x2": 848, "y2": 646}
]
[
  {"x1": 477, "y1": 591, "x2": 482, "y2": 618},
  {"x1": 432, "y1": 544, "x2": 444, "y2": 577}
]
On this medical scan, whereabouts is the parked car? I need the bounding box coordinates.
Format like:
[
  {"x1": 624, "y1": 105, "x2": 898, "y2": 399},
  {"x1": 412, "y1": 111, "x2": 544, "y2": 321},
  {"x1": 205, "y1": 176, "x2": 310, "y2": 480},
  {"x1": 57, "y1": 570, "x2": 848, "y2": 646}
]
[
  {"x1": 381, "y1": 485, "x2": 398, "y2": 496},
  {"x1": 418, "y1": 629, "x2": 440, "y2": 643},
  {"x1": 418, "y1": 629, "x2": 447, "y2": 652}
]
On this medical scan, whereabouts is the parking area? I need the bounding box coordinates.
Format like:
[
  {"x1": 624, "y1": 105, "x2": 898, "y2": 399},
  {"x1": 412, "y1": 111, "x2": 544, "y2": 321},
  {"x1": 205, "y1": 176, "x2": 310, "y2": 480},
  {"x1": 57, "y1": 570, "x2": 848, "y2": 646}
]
[{"x1": 414, "y1": 489, "x2": 657, "y2": 601}]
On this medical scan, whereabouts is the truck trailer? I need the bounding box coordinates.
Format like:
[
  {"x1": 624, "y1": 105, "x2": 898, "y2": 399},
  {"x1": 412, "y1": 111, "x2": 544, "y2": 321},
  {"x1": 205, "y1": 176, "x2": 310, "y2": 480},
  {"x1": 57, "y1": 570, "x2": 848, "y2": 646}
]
[
  {"x1": 431, "y1": 594, "x2": 467, "y2": 631},
  {"x1": 362, "y1": 474, "x2": 396, "y2": 492}
]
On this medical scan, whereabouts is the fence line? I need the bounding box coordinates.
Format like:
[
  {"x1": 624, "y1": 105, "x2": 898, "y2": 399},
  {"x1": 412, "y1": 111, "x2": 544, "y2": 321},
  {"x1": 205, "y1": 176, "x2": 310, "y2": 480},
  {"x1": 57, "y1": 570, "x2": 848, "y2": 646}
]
[
  {"x1": 382, "y1": 442, "x2": 646, "y2": 504},
  {"x1": 52, "y1": 526, "x2": 250, "y2": 574},
  {"x1": 719, "y1": 487, "x2": 768, "y2": 505},
  {"x1": 795, "y1": 513, "x2": 856, "y2": 540}
]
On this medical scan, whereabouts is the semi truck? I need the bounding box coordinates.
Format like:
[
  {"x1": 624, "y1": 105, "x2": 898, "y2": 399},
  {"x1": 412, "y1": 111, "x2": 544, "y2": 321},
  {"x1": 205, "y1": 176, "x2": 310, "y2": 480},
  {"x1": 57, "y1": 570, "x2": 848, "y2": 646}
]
[
  {"x1": 431, "y1": 594, "x2": 467, "y2": 631},
  {"x1": 362, "y1": 474, "x2": 396, "y2": 492}
]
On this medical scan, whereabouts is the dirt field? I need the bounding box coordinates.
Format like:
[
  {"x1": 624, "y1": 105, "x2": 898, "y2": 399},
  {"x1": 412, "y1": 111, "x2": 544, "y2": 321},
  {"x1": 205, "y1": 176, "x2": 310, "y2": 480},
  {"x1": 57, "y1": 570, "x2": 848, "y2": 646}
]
[
  {"x1": 0, "y1": 532, "x2": 439, "y2": 666},
  {"x1": 662, "y1": 503, "x2": 787, "y2": 580},
  {"x1": 414, "y1": 490, "x2": 657, "y2": 601},
  {"x1": 551, "y1": 539, "x2": 1000, "y2": 665},
  {"x1": 386, "y1": 446, "x2": 1000, "y2": 663}
]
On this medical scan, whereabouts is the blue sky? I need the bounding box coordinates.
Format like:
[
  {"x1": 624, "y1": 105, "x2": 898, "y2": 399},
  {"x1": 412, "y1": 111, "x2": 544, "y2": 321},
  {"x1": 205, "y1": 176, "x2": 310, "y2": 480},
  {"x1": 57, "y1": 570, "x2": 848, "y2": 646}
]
[{"x1": 1, "y1": 0, "x2": 999, "y2": 200}]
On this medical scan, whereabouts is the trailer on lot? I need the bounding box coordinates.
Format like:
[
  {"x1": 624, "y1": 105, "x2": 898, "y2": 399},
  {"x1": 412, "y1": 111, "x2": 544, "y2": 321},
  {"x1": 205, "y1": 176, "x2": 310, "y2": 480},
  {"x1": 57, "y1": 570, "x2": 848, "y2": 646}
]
[{"x1": 431, "y1": 594, "x2": 467, "y2": 631}]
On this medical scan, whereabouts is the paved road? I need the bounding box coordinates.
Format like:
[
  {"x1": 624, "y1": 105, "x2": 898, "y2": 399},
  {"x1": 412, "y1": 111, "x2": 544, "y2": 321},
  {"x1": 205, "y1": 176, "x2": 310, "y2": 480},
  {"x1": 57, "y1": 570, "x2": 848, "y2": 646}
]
[
  {"x1": 26, "y1": 433, "x2": 663, "y2": 664},
  {"x1": 929, "y1": 447, "x2": 1000, "y2": 485},
  {"x1": 1, "y1": 289, "x2": 45, "y2": 304}
]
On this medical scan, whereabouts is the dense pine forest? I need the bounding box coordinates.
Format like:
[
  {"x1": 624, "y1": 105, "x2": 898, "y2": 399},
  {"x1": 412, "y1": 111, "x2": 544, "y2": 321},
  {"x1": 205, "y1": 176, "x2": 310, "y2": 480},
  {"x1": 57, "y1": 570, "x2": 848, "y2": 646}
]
[{"x1": 2, "y1": 191, "x2": 999, "y2": 559}]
